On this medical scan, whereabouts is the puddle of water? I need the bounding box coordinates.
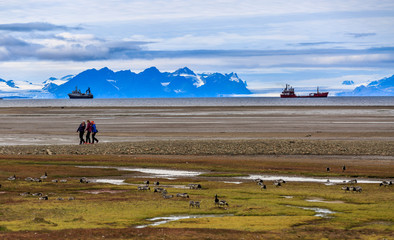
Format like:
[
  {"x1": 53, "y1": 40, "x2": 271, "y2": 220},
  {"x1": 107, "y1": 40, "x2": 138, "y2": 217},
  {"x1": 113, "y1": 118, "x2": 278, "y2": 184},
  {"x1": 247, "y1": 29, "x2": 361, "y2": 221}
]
[
  {"x1": 81, "y1": 189, "x2": 127, "y2": 194},
  {"x1": 240, "y1": 174, "x2": 381, "y2": 184},
  {"x1": 119, "y1": 167, "x2": 203, "y2": 178},
  {"x1": 136, "y1": 216, "x2": 191, "y2": 228},
  {"x1": 93, "y1": 177, "x2": 188, "y2": 189},
  {"x1": 135, "y1": 214, "x2": 232, "y2": 229},
  {"x1": 95, "y1": 179, "x2": 129, "y2": 185},
  {"x1": 78, "y1": 166, "x2": 382, "y2": 184},
  {"x1": 305, "y1": 198, "x2": 344, "y2": 204},
  {"x1": 78, "y1": 166, "x2": 203, "y2": 179},
  {"x1": 324, "y1": 182, "x2": 336, "y2": 186},
  {"x1": 301, "y1": 206, "x2": 336, "y2": 218},
  {"x1": 287, "y1": 205, "x2": 335, "y2": 218},
  {"x1": 281, "y1": 196, "x2": 293, "y2": 199},
  {"x1": 223, "y1": 181, "x2": 242, "y2": 184}
]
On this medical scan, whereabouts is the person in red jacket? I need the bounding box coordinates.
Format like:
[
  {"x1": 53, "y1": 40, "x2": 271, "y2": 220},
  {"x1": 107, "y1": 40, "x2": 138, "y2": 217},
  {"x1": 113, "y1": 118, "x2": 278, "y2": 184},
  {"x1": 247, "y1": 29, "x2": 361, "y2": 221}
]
[{"x1": 85, "y1": 120, "x2": 92, "y2": 144}]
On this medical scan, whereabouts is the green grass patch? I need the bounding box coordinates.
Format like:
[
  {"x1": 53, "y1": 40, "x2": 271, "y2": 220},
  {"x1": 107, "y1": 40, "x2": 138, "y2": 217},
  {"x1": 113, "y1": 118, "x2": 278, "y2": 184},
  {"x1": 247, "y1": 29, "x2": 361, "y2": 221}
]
[
  {"x1": 0, "y1": 226, "x2": 8, "y2": 232},
  {"x1": 160, "y1": 216, "x2": 318, "y2": 232},
  {"x1": 0, "y1": 157, "x2": 393, "y2": 238}
]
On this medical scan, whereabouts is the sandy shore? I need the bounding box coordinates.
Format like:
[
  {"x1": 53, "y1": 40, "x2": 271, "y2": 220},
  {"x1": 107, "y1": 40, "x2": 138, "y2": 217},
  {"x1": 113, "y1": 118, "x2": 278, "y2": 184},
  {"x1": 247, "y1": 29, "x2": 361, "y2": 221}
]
[
  {"x1": 0, "y1": 105, "x2": 392, "y2": 156},
  {"x1": 0, "y1": 106, "x2": 393, "y2": 146}
]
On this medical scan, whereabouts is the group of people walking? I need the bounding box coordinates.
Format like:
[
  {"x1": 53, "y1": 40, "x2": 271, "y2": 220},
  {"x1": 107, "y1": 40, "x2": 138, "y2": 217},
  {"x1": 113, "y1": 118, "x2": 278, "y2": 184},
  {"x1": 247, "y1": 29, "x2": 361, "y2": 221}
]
[{"x1": 77, "y1": 120, "x2": 99, "y2": 145}]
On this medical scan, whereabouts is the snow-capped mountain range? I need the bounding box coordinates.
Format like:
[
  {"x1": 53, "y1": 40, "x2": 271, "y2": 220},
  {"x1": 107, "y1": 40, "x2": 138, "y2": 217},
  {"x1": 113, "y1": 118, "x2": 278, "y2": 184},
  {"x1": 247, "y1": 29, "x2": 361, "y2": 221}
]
[
  {"x1": 0, "y1": 77, "x2": 49, "y2": 99},
  {"x1": 1, "y1": 68, "x2": 393, "y2": 98},
  {"x1": 0, "y1": 67, "x2": 251, "y2": 98},
  {"x1": 337, "y1": 75, "x2": 394, "y2": 96}
]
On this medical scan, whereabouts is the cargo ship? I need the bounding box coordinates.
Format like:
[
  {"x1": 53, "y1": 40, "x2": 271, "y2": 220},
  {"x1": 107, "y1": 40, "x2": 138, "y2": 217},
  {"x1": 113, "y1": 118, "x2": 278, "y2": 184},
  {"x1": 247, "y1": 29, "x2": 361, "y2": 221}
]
[
  {"x1": 68, "y1": 87, "x2": 93, "y2": 99},
  {"x1": 280, "y1": 84, "x2": 328, "y2": 98}
]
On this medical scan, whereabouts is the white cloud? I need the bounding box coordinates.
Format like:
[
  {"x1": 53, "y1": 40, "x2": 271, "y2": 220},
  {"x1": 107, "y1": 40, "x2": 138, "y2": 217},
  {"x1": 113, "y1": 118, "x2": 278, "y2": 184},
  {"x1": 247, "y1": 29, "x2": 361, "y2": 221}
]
[
  {"x1": 0, "y1": 0, "x2": 393, "y2": 92},
  {"x1": 0, "y1": 47, "x2": 10, "y2": 60},
  {"x1": 311, "y1": 54, "x2": 393, "y2": 65},
  {"x1": 56, "y1": 32, "x2": 97, "y2": 41},
  {"x1": 146, "y1": 33, "x2": 307, "y2": 50},
  {"x1": 1, "y1": 0, "x2": 393, "y2": 24}
]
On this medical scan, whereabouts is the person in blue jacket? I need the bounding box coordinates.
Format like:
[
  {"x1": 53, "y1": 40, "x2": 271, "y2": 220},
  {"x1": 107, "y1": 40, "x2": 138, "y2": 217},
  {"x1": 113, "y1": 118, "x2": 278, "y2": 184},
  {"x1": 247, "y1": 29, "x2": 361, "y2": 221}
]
[
  {"x1": 76, "y1": 121, "x2": 86, "y2": 145},
  {"x1": 91, "y1": 120, "x2": 99, "y2": 144}
]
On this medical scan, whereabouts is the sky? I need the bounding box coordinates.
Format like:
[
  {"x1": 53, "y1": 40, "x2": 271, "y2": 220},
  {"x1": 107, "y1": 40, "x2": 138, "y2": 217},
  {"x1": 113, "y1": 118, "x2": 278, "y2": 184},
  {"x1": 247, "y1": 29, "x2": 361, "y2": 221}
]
[{"x1": 0, "y1": 0, "x2": 393, "y2": 95}]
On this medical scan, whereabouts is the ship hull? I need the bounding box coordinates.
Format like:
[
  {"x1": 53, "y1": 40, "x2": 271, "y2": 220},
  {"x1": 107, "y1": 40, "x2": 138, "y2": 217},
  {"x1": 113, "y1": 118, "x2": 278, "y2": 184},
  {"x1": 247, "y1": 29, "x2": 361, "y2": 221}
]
[
  {"x1": 281, "y1": 92, "x2": 328, "y2": 98},
  {"x1": 68, "y1": 94, "x2": 93, "y2": 99},
  {"x1": 298, "y1": 92, "x2": 328, "y2": 98}
]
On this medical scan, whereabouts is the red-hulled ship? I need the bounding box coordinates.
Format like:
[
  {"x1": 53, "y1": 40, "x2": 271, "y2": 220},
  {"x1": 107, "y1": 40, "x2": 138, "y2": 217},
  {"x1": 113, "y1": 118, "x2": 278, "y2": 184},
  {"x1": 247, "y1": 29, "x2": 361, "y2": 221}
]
[{"x1": 280, "y1": 84, "x2": 328, "y2": 98}]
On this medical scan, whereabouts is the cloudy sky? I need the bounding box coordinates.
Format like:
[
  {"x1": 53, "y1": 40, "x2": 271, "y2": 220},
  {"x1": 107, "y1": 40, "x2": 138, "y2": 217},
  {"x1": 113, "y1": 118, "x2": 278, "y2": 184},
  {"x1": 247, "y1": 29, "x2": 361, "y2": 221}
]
[{"x1": 0, "y1": 0, "x2": 393, "y2": 94}]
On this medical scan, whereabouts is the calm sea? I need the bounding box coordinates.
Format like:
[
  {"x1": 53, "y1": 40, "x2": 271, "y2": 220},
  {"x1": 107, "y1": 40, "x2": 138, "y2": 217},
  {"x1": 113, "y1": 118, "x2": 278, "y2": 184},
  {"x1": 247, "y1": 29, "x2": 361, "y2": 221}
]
[{"x1": 0, "y1": 97, "x2": 393, "y2": 107}]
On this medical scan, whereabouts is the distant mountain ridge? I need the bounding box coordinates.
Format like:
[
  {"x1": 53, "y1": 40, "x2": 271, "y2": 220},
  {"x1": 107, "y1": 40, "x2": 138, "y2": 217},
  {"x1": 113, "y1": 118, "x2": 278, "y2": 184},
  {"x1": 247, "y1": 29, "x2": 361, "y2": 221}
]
[
  {"x1": 0, "y1": 78, "x2": 18, "y2": 89},
  {"x1": 337, "y1": 75, "x2": 394, "y2": 96},
  {"x1": 48, "y1": 67, "x2": 251, "y2": 98},
  {"x1": 1, "y1": 70, "x2": 394, "y2": 98}
]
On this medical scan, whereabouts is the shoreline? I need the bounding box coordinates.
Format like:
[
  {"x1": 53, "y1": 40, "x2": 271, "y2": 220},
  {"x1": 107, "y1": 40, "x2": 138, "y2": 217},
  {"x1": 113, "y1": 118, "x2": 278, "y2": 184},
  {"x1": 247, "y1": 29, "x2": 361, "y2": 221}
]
[
  {"x1": 1, "y1": 96, "x2": 394, "y2": 108},
  {"x1": 0, "y1": 139, "x2": 393, "y2": 156}
]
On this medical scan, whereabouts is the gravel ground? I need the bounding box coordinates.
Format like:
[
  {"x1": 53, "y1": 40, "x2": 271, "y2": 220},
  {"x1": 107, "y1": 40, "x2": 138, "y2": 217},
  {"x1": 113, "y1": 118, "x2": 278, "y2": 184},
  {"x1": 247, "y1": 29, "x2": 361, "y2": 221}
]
[{"x1": 0, "y1": 139, "x2": 392, "y2": 156}]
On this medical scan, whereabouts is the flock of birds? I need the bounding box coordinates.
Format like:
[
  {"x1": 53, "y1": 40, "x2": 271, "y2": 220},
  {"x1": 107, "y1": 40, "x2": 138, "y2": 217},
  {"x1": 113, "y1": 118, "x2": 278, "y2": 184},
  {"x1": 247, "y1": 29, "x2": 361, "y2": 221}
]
[
  {"x1": 3, "y1": 174, "x2": 230, "y2": 209},
  {"x1": 136, "y1": 180, "x2": 226, "y2": 208},
  {"x1": 254, "y1": 178, "x2": 288, "y2": 189},
  {"x1": 2, "y1": 165, "x2": 392, "y2": 205},
  {"x1": 251, "y1": 165, "x2": 393, "y2": 194},
  {"x1": 326, "y1": 165, "x2": 347, "y2": 173},
  {"x1": 3, "y1": 172, "x2": 73, "y2": 201},
  {"x1": 254, "y1": 176, "x2": 393, "y2": 194}
]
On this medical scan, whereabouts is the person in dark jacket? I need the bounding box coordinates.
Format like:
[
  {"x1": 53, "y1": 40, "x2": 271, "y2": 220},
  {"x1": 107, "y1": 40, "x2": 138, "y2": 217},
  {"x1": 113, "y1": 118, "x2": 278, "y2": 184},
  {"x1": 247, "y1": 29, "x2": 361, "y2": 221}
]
[
  {"x1": 77, "y1": 121, "x2": 86, "y2": 145},
  {"x1": 85, "y1": 120, "x2": 92, "y2": 144},
  {"x1": 91, "y1": 121, "x2": 99, "y2": 144}
]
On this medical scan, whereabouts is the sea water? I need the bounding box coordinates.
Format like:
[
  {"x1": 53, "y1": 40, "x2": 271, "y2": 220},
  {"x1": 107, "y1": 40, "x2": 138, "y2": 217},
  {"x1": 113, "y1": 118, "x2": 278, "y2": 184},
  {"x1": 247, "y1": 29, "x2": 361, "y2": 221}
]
[{"x1": 0, "y1": 96, "x2": 393, "y2": 107}]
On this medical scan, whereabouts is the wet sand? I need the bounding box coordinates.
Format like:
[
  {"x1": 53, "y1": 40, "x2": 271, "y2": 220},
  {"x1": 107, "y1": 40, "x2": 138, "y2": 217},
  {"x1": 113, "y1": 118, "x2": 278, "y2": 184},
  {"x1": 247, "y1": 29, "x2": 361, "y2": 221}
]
[{"x1": 0, "y1": 106, "x2": 393, "y2": 146}]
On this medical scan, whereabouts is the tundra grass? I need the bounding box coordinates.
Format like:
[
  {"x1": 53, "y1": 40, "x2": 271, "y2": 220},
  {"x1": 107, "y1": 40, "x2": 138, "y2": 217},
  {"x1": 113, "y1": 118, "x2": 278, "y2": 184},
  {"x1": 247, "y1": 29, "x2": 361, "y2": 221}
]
[
  {"x1": 1, "y1": 154, "x2": 393, "y2": 178},
  {"x1": 161, "y1": 215, "x2": 318, "y2": 232},
  {"x1": 0, "y1": 156, "x2": 393, "y2": 239},
  {"x1": 1, "y1": 179, "x2": 393, "y2": 232}
]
